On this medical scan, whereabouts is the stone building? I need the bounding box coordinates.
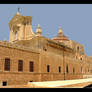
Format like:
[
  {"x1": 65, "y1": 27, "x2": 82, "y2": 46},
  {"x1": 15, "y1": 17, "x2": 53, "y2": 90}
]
[{"x1": 0, "y1": 11, "x2": 92, "y2": 86}]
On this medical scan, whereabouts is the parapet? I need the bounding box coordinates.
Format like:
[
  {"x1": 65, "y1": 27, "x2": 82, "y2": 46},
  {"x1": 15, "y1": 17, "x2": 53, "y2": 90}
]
[{"x1": 0, "y1": 40, "x2": 39, "y2": 54}]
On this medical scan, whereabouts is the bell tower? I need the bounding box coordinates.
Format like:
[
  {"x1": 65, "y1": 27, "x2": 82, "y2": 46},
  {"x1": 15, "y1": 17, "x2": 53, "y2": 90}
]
[{"x1": 9, "y1": 8, "x2": 35, "y2": 43}]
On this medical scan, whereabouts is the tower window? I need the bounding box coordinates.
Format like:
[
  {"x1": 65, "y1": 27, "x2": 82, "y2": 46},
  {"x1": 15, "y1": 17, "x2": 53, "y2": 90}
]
[
  {"x1": 15, "y1": 31, "x2": 18, "y2": 40},
  {"x1": 77, "y1": 46, "x2": 80, "y2": 51},
  {"x1": 29, "y1": 61, "x2": 34, "y2": 72},
  {"x1": 43, "y1": 46, "x2": 47, "y2": 51},
  {"x1": 59, "y1": 66, "x2": 61, "y2": 73},
  {"x1": 18, "y1": 60, "x2": 23, "y2": 72},
  {"x1": 4, "y1": 58, "x2": 10, "y2": 71},
  {"x1": 80, "y1": 58, "x2": 82, "y2": 60},
  {"x1": 47, "y1": 65, "x2": 50, "y2": 72}
]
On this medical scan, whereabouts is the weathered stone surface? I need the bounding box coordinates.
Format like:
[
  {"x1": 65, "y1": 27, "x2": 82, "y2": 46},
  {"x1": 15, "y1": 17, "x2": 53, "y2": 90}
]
[{"x1": 0, "y1": 12, "x2": 92, "y2": 86}]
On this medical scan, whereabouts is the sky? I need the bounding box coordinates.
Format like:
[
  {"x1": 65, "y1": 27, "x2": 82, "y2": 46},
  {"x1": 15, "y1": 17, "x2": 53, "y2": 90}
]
[{"x1": 0, "y1": 4, "x2": 92, "y2": 56}]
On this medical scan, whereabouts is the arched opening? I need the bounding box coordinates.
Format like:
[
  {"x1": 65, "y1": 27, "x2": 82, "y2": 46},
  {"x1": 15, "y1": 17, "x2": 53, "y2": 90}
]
[
  {"x1": 77, "y1": 46, "x2": 80, "y2": 51},
  {"x1": 80, "y1": 57, "x2": 82, "y2": 60},
  {"x1": 43, "y1": 46, "x2": 47, "y2": 51},
  {"x1": 15, "y1": 31, "x2": 18, "y2": 40}
]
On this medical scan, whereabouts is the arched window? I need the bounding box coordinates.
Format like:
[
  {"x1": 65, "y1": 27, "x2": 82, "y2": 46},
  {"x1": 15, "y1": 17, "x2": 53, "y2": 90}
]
[
  {"x1": 80, "y1": 58, "x2": 82, "y2": 60},
  {"x1": 43, "y1": 46, "x2": 47, "y2": 51},
  {"x1": 77, "y1": 46, "x2": 80, "y2": 51},
  {"x1": 15, "y1": 31, "x2": 18, "y2": 40}
]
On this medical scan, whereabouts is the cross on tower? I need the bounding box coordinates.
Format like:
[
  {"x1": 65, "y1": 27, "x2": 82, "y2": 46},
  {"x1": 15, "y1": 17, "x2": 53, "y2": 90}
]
[{"x1": 18, "y1": 7, "x2": 20, "y2": 13}]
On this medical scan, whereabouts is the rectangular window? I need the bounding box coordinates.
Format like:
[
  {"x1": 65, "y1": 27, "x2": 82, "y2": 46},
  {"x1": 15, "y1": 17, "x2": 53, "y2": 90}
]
[
  {"x1": 59, "y1": 66, "x2": 61, "y2": 73},
  {"x1": 4, "y1": 58, "x2": 10, "y2": 71},
  {"x1": 29, "y1": 62, "x2": 34, "y2": 72},
  {"x1": 81, "y1": 67, "x2": 82, "y2": 73},
  {"x1": 66, "y1": 64, "x2": 68, "y2": 73},
  {"x1": 2, "y1": 81, "x2": 7, "y2": 86},
  {"x1": 47, "y1": 65, "x2": 50, "y2": 72},
  {"x1": 18, "y1": 60, "x2": 23, "y2": 72},
  {"x1": 73, "y1": 67, "x2": 75, "y2": 74},
  {"x1": 30, "y1": 80, "x2": 33, "y2": 82}
]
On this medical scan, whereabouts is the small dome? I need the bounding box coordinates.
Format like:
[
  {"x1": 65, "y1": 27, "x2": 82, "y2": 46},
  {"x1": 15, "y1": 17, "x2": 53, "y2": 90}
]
[{"x1": 52, "y1": 27, "x2": 69, "y2": 42}]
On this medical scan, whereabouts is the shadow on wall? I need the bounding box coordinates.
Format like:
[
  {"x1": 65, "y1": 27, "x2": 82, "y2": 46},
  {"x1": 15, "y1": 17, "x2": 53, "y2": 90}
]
[{"x1": 83, "y1": 84, "x2": 92, "y2": 88}]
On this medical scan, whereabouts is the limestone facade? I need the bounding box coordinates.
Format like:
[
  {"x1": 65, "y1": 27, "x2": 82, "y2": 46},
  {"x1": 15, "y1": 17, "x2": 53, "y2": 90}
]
[{"x1": 0, "y1": 12, "x2": 92, "y2": 86}]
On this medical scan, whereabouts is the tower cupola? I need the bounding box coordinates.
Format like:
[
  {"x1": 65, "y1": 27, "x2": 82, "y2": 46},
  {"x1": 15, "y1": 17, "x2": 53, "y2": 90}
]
[
  {"x1": 9, "y1": 8, "x2": 34, "y2": 43},
  {"x1": 58, "y1": 27, "x2": 63, "y2": 36},
  {"x1": 36, "y1": 24, "x2": 42, "y2": 36}
]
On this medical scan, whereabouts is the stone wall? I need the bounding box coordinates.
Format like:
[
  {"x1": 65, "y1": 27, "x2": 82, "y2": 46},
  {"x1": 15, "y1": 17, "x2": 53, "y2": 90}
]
[
  {"x1": 0, "y1": 41, "x2": 40, "y2": 85},
  {"x1": 0, "y1": 37, "x2": 92, "y2": 86}
]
